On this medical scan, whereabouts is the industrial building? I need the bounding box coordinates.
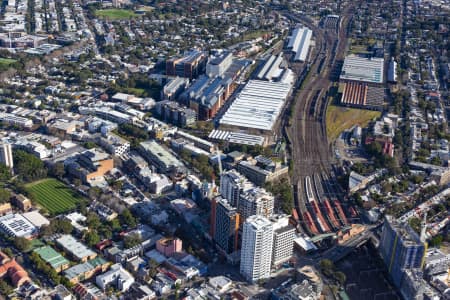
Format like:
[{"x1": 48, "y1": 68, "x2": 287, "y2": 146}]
[
  {"x1": 287, "y1": 26, "x2": 313, "y2": 62},
  {"x1": 0, "y1": 142, "x2": 13, "y2": 169},
  {"x1": 388, "y1": 58, "x2": 398, "y2": 83},
  {"x1": 256, "y1": 53, "x2": 294, "y2": 83},
  {"x1": 219, "y1": 80, "x2": 292, "y2": 134},
  {"x1": 208, "y1": 130, "x2": 265, "y2": 146},
  {"x1": 340, "y1": 55, "x2": 385, "y2": 85},
  {"x1": 240, "y1": 215, "x2": 273, "y2": 283},
  {"x1": 339, "y1": 55, "x2": 386, "y2": 110}
]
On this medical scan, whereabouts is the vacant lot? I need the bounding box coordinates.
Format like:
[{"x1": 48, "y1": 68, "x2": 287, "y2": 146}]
[
  {"x1": 95, "y1": 9, "x2": 137, "y2": 19},
  {"x1": 26, "y1": 178, "x2": 84, "y2": 215},
  {"x1": 326, "y1": 104, "x2": 381, "y2": 142}
]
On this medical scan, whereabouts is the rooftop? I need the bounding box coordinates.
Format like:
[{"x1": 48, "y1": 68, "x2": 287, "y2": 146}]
[
  {"x1": 34, "y1": 246, "x2": 69, "y2": 270},
  {"x1": 56, "y1": 235, "x2": 96, "y2": 261},
  {"x1": 340, "y1": 55, "x2": 385, "y2": 84},
  {"x1": 219, "y1": 80, "x2": 292, "y2": 131}
]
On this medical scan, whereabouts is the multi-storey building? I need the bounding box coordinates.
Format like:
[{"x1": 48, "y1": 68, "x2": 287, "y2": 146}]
[
  {"x1": 210, "y1": 196, "x2": 240, "y2": 254},
  {"x1": 166, "y1": 50, "x2": 207, "y2": 80},
  {"x1": 379, "y1": 215, "x2": 427, "y2": 288},
  {"x1": 240, "y1": 215, "x2": 273, "y2": 283},
  {"x1": 271, "y1": 215, "x2": 295, "y2": 266},
  {"x1": 0, "y1": 142, "x2": 13, "y2": 169},
  {"x1": 219, "y1": 170, "x2": 253, "y2": 207},
  {"x1": 238, "y1": 187, "x2": 274, "y2": 223}
]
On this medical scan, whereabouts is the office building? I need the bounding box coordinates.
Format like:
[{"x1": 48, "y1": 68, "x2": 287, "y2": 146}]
[
  {"x1": 155, "y1": 100, "x2": 197, "y2": 128},
  {"x1": 166, "y1": 50, "x2": 207, "y2": 80},
  {"x1": 219, "y1": 170, "x2": 253, "y2": 207},
  {"x1": 240, "y1": 215, "x2": 273, "y2": 283},
  {"x1": 65, "y1": 149, "x2": 114, "y2": 183},
  {"x1": 271, "y1": 215, "x2": 295, "y2": 266},
  {"x1": 0, "y1": 142, "x2": 13, "y2": 169},
  {"x1": 238, "y1": 187, "x2": 274, "y2": 223},
  {"x1": 206, "y1": 51, "x2": 233, "y2": 77},
  {"x1": 210, "y1": 197, "x2": 240, "y2": 254},
  {"x1": 379, "y1": 215, "x2": 426, "y2": 288}
]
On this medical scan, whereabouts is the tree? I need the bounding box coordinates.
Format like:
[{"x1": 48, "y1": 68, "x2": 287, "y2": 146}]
[
  {"x1": 124, "y1": 233, "x2": 142, "y2": 249},
  {"x1": 58, "y1": 220, "x2": 73, "y2": 234},
  {"x1": 121, "y1": 208, "x2": 137, "y2": 228},
  {"x1": 333, "y1": 271, "x2": 346, "y2": 285},
  {"x1": 2, "y1": 247, "x2": 13, "y2": 257},
  {"x1": 0, "y1": 163, "x2": 12, "y2": 182},
  {"x1": 87, "y1": 212, "x2": 101, "y2": 230},
  {"x1": 84, "y1": 231, "x2": 100, "y2": 247},
  {"x1": 319, "y1": 259, "x2": 334, "y2": 277},
  {"x1": 50, "y1": 162, "x2": 65, "y2": 179},
  {"x1": 0, "y1": 189, "x2": 11, "y2": 203},
  {"x1": 13, "y1": 150, "x2": 47, "y2": 182},
  {"x1": 429, "y1": 235, "x2": 443, "y2": 248},
  {"x1": 409, "y1": 217, "x2": 421, "y2": 233},
  {"x1": 14, "y1": 237, "x2": 31, "y2": 252},
  {"x1": 0, "y1": 280, "x2": 13, "y2": 296}
]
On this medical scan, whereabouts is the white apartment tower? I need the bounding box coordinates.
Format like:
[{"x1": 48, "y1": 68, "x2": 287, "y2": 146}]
[
  {"x1": 0, "y1": 142, "x2": 13, "y2": 169},
  {"x1": 240, "y1": 215, "x2": 273, "y2": 283},
  {"x1": 271, "y1": 215, "x2": 295, "y2": 266},
  {"x1": 239, "y1": 187, "x2": 274, "y2": 222}
]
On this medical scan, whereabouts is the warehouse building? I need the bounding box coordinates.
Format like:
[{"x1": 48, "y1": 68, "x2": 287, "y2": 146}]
[
  {"x1": 219, "y1": 80, "x2": 292, "y2": 136},
  {"x1": 287, "y1": 26, "x2": 313, "y2": 62},
  {"x1": 339, "y1": 55, "x2": 386, "y2": 110}
]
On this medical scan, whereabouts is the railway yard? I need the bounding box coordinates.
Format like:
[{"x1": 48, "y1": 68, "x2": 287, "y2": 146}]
[{"x1": 283, "y1": 6, "x2": 360, "y2": 236}]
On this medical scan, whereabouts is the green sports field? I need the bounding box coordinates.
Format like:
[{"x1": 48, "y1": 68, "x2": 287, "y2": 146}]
[
  {"x1": 95, "y1": 9, "x2": 137, "y2": 20},
  {"x1": 26, "y1": 178, "x2": 84, "y2": 215},
  {"x1": 0, "y1": 58, "x2": 17, "y2": 66}
]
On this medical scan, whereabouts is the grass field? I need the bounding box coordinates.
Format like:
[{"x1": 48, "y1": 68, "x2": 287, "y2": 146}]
[
  {"x1": 26, "y1": 178, "x2": 84, "y2": 215},
  {"x1": 0, "y1": 58, "x2": 17, "y2": 66},
  {"x1": 95, "y1": 9, "x2": 137, "y2": 19},
  {"x1": 326, "y1": 104, "x2": 381, "y2": 142}
]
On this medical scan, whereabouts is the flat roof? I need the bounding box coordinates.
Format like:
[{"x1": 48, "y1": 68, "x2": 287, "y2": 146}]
[
  {"x1": 140, "y1": 140, "x2": 183, "y2": 168},
  {"x1": 219, "y1": 80, "x2": 292, "y2": 131},
  {"x1": 56, "y1": 235, "x2": 96, "y2": 261},
  {"x1": 340, "y1": 55, "x2": 385, "y2": 84},
  {"x1": 0, "y1": 213, "x2": 36, "y2": 238},
  {"x1": 22, "y1": 211, "x2": 50, "y2": 228},
  {"x1": 34, "y1": 246, "x2": 69, "y2": 270}
]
